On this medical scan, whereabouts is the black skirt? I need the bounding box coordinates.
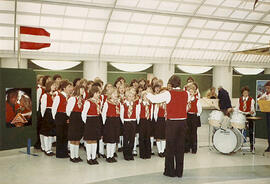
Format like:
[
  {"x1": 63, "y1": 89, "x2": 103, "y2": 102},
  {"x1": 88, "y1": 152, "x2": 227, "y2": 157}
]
[
  {"x1": 150, "y1": 119, "x2": 156, "y2": 137},
  {"x1": 40, "y1": 109, "x2": 55, "y2": 136},
  {"x1": 187, "y1": 113, "x2": 201, "y2": 127},
  {"x1": 68, "y1": 112, "x2": 84, "y2": 141},
  {"x1": 84, "y1": 116, "x2": 102, "y2": 141},
  {"x1": 103, "y1": 117, "x2": 121, "y2": 143},
  {"x1": 154, "y1": 117, "x2": 166, "y2": 139}
]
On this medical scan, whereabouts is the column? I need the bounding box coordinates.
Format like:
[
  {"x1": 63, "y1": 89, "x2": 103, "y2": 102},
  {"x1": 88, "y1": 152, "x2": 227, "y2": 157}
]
[
  {"x1": 213, "y1": 66, "x2": 233, "y2": 97},
  {"x1": 264, "y1": 68, "x2": 270, "y2": 74},
  {"x1": 153, "y1": 63, "x2": 174, "y2": 86},
  {"x1": 83, "y1": 60, "x2": 107, "y2": 84},
  {"x1": 0, "y1": 58, "x2": 28, "y2": 69}
]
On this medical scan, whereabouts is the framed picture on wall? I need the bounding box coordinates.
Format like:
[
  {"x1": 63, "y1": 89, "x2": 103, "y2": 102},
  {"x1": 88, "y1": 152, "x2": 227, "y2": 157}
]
[
  {"x1": 5, "y1": 88, "x2": 32, "y2": 128},
  {"x1": 256, "y1": 80, "x2": 268, "y2": 111}
]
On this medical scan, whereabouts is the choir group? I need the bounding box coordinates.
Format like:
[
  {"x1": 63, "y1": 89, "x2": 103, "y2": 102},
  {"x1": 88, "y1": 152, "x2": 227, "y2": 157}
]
[
  {"x1": 32, "y1": 73, "x2": 270, "y2": 178},
  {"x1": 34, "y1": 74, "x2": 201, "y2": 166}
]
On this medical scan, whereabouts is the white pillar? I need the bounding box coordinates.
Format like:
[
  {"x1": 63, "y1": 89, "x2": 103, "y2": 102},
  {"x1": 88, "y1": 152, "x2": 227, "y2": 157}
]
[
  {"x1": 213, "y1": 66, "x2": 233, "y2": 97},
  {"x1": 0, "y1": 58, "x2": 27, "y2": 69},
  {"x1": 83, "y1": 60, "x2": 107, "y2": 84},
  {"x1": 264, "y1": 68, "x2": 270, "y2": 74},
  {"x1": 153, "y1": 64, "x2": 174, "y2": 86}
]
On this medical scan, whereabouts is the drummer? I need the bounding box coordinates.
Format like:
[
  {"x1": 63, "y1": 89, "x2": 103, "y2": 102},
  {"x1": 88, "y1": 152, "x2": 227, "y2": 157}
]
[
  {"x1": 235, "y1": 86, "x2": 256, "y2": 151},
  {"x1": 217, "y1": 86, "x2": 233, "y2": 116},
  {"x1": 258, "y1": 81, "x2": 270, "y2": 152}
]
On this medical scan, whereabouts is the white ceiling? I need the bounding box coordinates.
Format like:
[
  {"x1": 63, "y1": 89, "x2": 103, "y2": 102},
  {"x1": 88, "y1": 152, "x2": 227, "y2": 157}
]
[{"x1": 0, "y1": 0, "x2": 270, "y2": 67}]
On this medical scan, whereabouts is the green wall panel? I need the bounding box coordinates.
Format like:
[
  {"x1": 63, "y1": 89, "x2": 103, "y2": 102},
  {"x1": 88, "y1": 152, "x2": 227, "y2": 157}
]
[
  {"x1": 34, "y1": 71, "x2": 83, "y2": 82},
  {"x1": 0, "y1": 68, "x2": 37, "y2": 150}
]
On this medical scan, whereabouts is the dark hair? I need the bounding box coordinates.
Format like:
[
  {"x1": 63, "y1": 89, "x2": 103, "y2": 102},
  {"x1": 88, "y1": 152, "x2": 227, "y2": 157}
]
[
  {"x1": 42, "y1": 75, "x2": 51, "y2": 87},
  {"x1": 59, "y1": 80, "x2": 72, "y2": 91},
  {"x1": 73, "y1": 85, "x2": 84, "y2": 97},
  {"x1": 114, "y1": 77, "x2": 125, "y2": 87},
  {"x1": 6, "y1": 89, "x2": 18, "y2": 103},
  {"x1": 168, "y1": 75, "x2": 181, "y2": 88},
  {"x1": 264, "y1": 81, "x2": 270, "y2": 87},
  {"x1": 151, "y1": 77, "x2": 158, "y2": 86},
  {"x1": 73, "y1": 78, "x2": 81, "y2": 87},
  {"x1": 187, "y1": 76, "x2": 194, "y2": 82},
  {"x1": 92, "y1": 82, "x2": 101, "y2": 88},
  {"x1": 130, "y1": 79, "x2": 138, "y2": 87},
  {"x1": 241, "y1": 86, "x2": 250, "y2": 94},
  {"x1": 53, "y1": 74, "x2": 62, "y2": 81},
  {"x1": 45, "y1": 81, "x2": 55, "y2": 93},
  {"x1": 89, "y1": 86, "x2": 100, "y2": 98},
  {"x1": 152, "y1": 84, "x2": 161, "y2": 93}
]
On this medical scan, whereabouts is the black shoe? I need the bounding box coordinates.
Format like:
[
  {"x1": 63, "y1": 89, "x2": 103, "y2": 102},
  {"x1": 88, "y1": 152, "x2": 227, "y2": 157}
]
[
  {"x1": 76, "y1": 157, "x2": 83, "y2": 162},
  {"x1": 151, "y1": 152, "x2": 155, "y2": 155},
  {"x1": 114, "y1": 153, "x2": 118, "y2": 157},
  {"x1": 34, "y1": 142, "x2": 41, "y2": 149},
  {"x1": 106, "y1": 158, "x2": 112, "y2": 163},
  {"x1": 87, "y1": 159, "x2": 94, "y2": 165},
  {"x1": 185, "y1": 148, "x2": 190, "y2": 153},
  {"x1": 45, "y1": 151, "x2": 55, "y2": 156},
  {"x1": 118, "y1": 148, "x2": 123, "y2": 152},
  {"x1": 129, "y1": 156, "x2": 134, "y2": 160},
  {"x1": 111, "y1": 157, "x2": 117, "y2": 162},
  {"x1": 163, "y1": 172, "x2": 176, "y2": 177},
  {"x1": 70, "y1": 158, "x2": 79, "y2": 163},
  {"x1": 161, "y1": 152, "x2": 165, "y2": 157},
  {"x1": 92, "y1": 159, "x2": 99, "y2": 165},
  {"x1": 158, "y1": 153, "x2": 163, "y2": 157},
  {"x1": 191, "y1": 149, "x2": 197, "y2": 154},
  {"x1": 98, "y1": 154, "x2": 106, "y2": 158}
]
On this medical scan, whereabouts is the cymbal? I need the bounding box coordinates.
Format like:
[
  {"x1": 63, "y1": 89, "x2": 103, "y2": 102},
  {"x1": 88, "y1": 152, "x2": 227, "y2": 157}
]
[{"x1": 246, "y1": 116, "x2": 262, "y2": 120}]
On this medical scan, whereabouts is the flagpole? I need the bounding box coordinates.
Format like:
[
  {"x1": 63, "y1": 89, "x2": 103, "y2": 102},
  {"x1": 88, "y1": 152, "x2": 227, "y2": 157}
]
[{"x1": 17, "y1": 25, "x2": 21, "y2": 68}]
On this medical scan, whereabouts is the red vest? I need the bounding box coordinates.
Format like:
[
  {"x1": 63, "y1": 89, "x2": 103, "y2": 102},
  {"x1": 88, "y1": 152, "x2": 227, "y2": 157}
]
[
  {"x1": 87, "y1": 100, "x2": 100, "y2": 116},
  {"x1": 188, "y1": 98, "x2": 198, "y2": 113},
  {"x1": 106, "y1": 102, "x2": 120, "y2": 117},
  {"x1": 73, "y1": 97, "x2": 84, "y2": 112},
  {"x1": 57, "y1": 93, "x2": 67, "y2": 113},
  {"x1": 140, "y1": 103, "x2": 152, "y2": 119},
  {"x1": 158, "y1": 105, "x2": 165, "y2": 117},
  {"x1": 239, "y1": 97, "x2": 252, "y2": 112},
  {"x1": 46, "y1": 93, "x2": 53, "y2": 108},
  {"x1": 166, "y1": 90, "x2": 188, "y2": 119},
  {"x1": 123, "y1": 101, "x2": 138, "y2": 119}
]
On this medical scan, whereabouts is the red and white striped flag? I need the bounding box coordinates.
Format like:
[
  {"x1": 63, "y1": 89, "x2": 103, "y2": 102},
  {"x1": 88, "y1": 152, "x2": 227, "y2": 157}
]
[{"x1": 20, "y1": 26, "x2": 51, "y2": 50}]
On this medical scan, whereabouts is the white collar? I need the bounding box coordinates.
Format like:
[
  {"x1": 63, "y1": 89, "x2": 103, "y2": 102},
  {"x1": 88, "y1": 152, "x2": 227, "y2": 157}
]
[
  {"x1": 61, "y1": 91, "x2": 67, "y2": 98},
  {"x1": 125, "y1": 100, "x2": 133, "y2": 106},
  {"x1": 172, "y1": 87, "x2": 181, "y2": 90},
  {"x1": 242, "y1": 96, "x2": 249, "y2": 100}
]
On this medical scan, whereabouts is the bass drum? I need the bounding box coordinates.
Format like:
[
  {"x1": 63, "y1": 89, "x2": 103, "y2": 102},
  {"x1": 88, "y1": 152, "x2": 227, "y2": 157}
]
[{"x1": 212, "y1": 128, "x2": 243, "y2": 154}]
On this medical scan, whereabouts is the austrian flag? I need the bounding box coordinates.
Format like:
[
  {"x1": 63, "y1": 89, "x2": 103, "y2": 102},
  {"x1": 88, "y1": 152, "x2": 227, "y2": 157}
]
[{"x1": 20, "y1": 26, "x2": 51, "y2": 50}]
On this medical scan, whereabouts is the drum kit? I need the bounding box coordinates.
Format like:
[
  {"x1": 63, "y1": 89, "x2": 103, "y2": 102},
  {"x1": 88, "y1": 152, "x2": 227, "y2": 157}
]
[{"x1": 208, "y1": 110, "x2": 249, "y2": 154}]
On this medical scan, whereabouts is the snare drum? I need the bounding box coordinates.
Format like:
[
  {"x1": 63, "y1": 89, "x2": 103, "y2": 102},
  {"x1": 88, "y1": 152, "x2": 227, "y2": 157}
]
[
  {"x1": 212, "y1": 128, "x2": 243, "y2": 154},
  {"x1": 230, "y1": 112, "x2": 246, "y2": 130},
  {"x1": 208, "y1": 110, "x2": 224, "y2": 127}
]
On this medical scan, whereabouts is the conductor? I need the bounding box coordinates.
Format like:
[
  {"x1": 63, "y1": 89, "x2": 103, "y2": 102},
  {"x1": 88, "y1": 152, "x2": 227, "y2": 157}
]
[{"x1": 146, "y1": 75, "x2": 190, "y2": 177}]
